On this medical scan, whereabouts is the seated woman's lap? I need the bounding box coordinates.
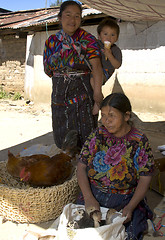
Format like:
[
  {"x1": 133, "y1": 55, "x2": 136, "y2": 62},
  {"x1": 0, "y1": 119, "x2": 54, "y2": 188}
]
[{"x1": 77, "y1": 185, "x2": 152, "y2": 240}]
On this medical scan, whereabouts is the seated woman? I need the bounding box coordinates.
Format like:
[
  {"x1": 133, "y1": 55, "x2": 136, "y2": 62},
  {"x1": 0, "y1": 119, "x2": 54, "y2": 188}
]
[{"x1": 77, "y1": 92, "x2": 155, "y2": 240}]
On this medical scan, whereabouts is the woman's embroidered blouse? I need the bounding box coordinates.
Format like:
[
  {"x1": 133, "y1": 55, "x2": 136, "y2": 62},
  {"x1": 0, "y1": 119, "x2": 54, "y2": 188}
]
[
  {"x1": 43, "y1": 28, "x2": 100, "y2": 77},
  {"x1": 79, "y1": 126, "x2": 154, "y2": 193}
]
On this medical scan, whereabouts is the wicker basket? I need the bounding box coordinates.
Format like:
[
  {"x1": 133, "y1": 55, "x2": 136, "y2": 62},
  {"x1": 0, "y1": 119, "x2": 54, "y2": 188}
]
[{"x1": 0, "y1": 161, "x2": 79, "y2": 223}]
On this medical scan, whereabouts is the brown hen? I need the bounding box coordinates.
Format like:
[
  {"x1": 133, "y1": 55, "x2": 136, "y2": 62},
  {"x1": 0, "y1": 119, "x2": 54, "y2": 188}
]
[
  {"x1": 19, "y1": 152, "x2": 74, "y2": 187},
  {"x1": 7, "y1": 151, "x2": 50, "y2": 178},
  {"x1": 7, "y1": 130, "x2": 79, "y2": 187}
]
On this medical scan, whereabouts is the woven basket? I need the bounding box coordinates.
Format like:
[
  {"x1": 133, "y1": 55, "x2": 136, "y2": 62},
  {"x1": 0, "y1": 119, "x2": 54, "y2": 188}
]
[{"x1": 0, "y1": 161, "x2": 79, "y2": 223}]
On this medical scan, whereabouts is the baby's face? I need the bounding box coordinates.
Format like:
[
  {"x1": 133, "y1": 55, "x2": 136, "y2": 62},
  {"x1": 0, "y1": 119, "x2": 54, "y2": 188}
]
[{"x1": 98, "y1": 26, "x2": 118, "y2": 45}]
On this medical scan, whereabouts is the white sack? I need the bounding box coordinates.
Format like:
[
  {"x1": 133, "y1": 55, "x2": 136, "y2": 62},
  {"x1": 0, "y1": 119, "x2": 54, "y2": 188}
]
[
  {"x1": 56, "y1": 203, "x2": 127, "y2": 240},
  {"x1": 19, "y1": 144, "x2": 61, "y2": 157}
]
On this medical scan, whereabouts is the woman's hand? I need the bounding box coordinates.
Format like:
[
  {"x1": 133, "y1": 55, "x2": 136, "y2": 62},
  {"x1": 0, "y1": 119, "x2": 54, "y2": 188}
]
[
  {"x1": 92, "y1": 102, "x2": 100, "y2": 115},
  {"x1": 122, "y1": 204, "x2": 134, "y2": 223},
  {"x1": 93, "y1": 91, "x2": 104, "y2": 107},
  {"x1": 84, "y1": 195, "x2": 100, "y2": 212},
  {"x1": 84, "y1": 195, "x2": 100, "y2": 210},
  {"x1": 122, "y1": 176, "x2": 152, "y2": 223},
  {"x1": 85, "y1": 196, "x2": 101, "y2": 222}
]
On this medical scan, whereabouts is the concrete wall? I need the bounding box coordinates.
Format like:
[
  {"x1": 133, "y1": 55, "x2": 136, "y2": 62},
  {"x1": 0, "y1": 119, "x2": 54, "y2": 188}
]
[
  {"x1": 0, "y1": 36, "x2": 26, "y2": 94},
  {"x1": 24, "y1": 32, "x2": 52, "y2": 102},
  {"x1": 116, "y1": 21, "x2": 165, "y2": 113}
]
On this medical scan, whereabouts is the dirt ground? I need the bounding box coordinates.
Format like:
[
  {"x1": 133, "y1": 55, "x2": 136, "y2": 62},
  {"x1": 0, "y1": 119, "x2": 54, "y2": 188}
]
[
  {"x1": 0, "y1": 99, "x2": 165, "y2": 240},
  {"x1": 0, "y1": 98, "x2": 164, "y2": 159},
  {"x1": 0, "y1": 99, "x2": 53, "y2": 152},
  {"x1": 0, "y1": 98, "x2": 165, "y2": 150}
]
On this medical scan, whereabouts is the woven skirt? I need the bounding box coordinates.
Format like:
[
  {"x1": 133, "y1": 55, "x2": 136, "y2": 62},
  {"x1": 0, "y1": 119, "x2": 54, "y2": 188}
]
[{"x1": 51, "y1": 72, "x2": 98, "y2": 149}]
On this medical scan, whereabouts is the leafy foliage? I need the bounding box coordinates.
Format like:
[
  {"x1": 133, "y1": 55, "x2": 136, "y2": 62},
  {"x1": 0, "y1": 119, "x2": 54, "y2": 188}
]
[
  {"x1": 0, "y1": 85, "x2": 22, "y2": 100},
  {"x1": 0, "y1": 86, "x2": 11, "y2": 99},
  {"x1": 50, "y1": 0, "x2": 63, "y2": 7}
]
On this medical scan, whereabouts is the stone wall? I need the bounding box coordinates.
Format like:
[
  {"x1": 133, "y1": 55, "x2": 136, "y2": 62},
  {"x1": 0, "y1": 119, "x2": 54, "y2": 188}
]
[{"x1": 0, "y1": 35, "x2": 26, "y2": 95}]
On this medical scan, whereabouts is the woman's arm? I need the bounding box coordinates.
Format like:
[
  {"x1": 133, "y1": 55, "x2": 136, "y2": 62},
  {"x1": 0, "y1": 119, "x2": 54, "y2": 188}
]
[
  {"x1": 77, "y1": 162, "x2": 100, "y2": 210},
  {"x1": 89, "y1": 57, "x2": 103, "y2": 110},
  {"x1": 43, "y1": 38, "x2": 54, "y2": 78},
  {"x1": 122, "y1": 175, "x2": 152, "y2": 222}
]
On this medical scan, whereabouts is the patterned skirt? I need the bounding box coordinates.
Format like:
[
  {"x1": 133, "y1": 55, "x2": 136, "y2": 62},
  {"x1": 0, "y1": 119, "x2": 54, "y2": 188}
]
[
  {"x1": 51, "y1": 71, "x2": 98, "y2": 149},
  {"x1": 77, "y1": 184, "x2": 153, "y2": 240}
]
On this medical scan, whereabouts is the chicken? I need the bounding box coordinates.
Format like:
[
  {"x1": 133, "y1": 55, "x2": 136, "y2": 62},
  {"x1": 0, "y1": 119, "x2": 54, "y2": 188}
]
[
  {"x1": 73, "y1": 209, "x2": 95, "y2": 229},
  {"x1": 90, "y1": 210, "x2": 102, "y2": 228},
  {"x1": 86, "y1": 206, "x2": 102, "y2": 228},
  {"x1": 67, "y1": 220, "x2": 79, "y2": 229},
  {"x1": 62, "y1": 129, "x2": 80, "y2": 157},
  {"x1": 106, "y1": 208, "x2": 118, "y2": 225},
  {"x1": 7, "y1": 151, "x2": 50, "y2": 178},
  {"x1": 19, "y1": 152, "x2": 74, "y2": 187},
  {"x1": 7, "y1": 130, "x2": 79, "y2": 187},
  {"x1": 67, "y1": 208, "x2": 102, "y2": 229}
]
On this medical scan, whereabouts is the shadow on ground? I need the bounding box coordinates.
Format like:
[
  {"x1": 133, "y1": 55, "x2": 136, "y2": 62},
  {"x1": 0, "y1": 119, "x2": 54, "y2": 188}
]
[{"x1": 0, "y1": 131, "x2": 54, "y2": 162}]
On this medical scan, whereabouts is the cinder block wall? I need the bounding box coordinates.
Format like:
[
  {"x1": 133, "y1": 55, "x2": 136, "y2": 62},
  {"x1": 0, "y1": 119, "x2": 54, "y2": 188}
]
[{"x1": 0, "y1": 36, "x2": 26, "y2": 94}]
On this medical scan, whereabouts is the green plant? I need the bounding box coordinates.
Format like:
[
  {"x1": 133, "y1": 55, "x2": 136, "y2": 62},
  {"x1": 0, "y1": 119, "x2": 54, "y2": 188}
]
[
  {"x1": 0, "y1": 86, "x2": 10, "y2": 99},
  {"x1": 0, "y1": 86, "x2": 22, "y2": 100},
  {"x1": 13, "y1": 92, "x2": 22, "y2": 101}
]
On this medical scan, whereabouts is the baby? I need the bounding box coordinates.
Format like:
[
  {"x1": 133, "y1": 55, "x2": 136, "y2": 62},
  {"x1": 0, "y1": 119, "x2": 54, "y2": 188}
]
[{"x1": 91, "y1": 18, "x2": 122, "y2": 114}]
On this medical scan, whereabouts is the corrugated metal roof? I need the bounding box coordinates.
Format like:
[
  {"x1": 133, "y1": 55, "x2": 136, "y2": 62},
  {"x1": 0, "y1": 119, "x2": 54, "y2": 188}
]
[{"x1": 0, "y1": 5, "x2": 102, "y2": 31}]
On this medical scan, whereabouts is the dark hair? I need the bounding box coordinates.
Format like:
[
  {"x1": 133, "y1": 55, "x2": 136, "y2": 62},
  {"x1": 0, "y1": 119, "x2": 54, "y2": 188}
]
[
  {"x1": 97, "y1": 18, "x2": 120, "y2": 38},
  {"x1": 58, "y1": 0, "x2": 82, "y2": 18},
  {"x1": 101, "y1": 93, "x2": 132, "y2": 114}
]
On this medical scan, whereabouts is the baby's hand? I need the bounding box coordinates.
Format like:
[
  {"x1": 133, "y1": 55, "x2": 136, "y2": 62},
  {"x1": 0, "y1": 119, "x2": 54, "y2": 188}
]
[
  {"x1": 103, "y1": 48, "x2": 112, "y2": 60},
  {"x1": 92, "y1": 102, "x2": 100, "y2": 115}
]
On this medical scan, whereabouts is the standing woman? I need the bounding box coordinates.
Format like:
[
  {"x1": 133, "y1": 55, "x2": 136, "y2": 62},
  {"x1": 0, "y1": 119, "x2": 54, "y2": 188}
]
[{"x1": 43, "y1": 0, "x2": 103, "y2": 149}]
